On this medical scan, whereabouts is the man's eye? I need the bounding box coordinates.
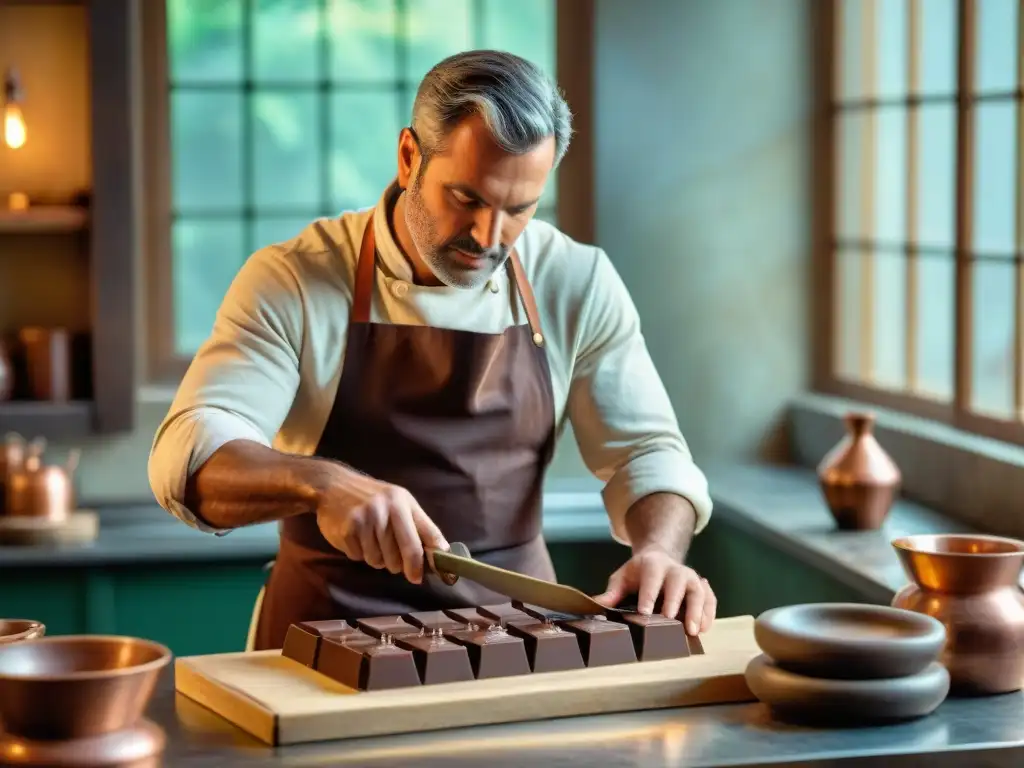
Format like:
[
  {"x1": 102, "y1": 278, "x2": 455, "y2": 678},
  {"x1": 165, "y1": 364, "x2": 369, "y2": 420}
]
[{"x1": 452, "y1": 192, "x2": 476, "y2": 207}]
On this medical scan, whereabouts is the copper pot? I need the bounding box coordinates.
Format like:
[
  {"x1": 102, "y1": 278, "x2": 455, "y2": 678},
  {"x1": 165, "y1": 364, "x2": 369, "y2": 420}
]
[
  {"x1": 0, "y1": 620, "x2": 45, "y2": 645},
  {"x1": 817, "y1": 412, "x2": 901, "y2": 530},
  {"x1": 891, "y1": 534, "x2": 1024, "y2": 695},
  {"x1": 4, "y1": 440, "x2": 79, "y2": 523}
]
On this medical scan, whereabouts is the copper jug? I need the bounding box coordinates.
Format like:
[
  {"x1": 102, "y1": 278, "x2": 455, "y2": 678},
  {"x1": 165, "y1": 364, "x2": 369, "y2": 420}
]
[
  {"x1": 817, "y1": 412, "x2": 901, "y2": 530},
  {"x1": 891, "y1": 534, "x2": 1024, "y2": 695},
  {"x1": 5, "y1": 440, "x2": 80, "y2": 523},
  {"x1": 0, "y1": 433, "x2": 26, "y2": 515}
]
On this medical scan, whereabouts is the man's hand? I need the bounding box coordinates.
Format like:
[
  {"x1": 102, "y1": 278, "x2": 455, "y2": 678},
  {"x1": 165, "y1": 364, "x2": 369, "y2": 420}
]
[
  {"x1": 592, "y1": 546, "x2": 717, "y2": 636},
  {"x1": 316, "y1": 474, "x2": 449, "y2": 585}
]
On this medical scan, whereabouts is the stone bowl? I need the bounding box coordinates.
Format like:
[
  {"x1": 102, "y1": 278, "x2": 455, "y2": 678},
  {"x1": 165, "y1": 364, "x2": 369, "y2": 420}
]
[
  {"x1": 0, "y1": 620, "x2": 45, "y2": 645},
  {"x1": 754, "y1": 602, "x2": 946, "y2": 679},
  {"x1": 0, "y1": 635, "x2": 171, "y2": 741}
]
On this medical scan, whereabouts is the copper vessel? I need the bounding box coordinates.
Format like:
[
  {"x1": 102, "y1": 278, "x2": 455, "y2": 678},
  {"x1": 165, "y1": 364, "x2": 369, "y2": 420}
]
[
  {"x1": 0, "y1": 620, "x2": 45, "y2": 644},
  {"x1": 4, "y1": 439, "x2": 79, "y2": 522},
  {"x1": 891, "y1": 534, "x2": 1024, "y2": 695},
  {"x1": 0, "y1": 340, "x2": 12, "y2": 401},
  {"x1": 0, "y1": 433, "x2": 26, "y2": 515},
  {"x1": 0, "y1": 635, "x2": 170, "y2": 765},
  {"x1": 817, "y1": 412, "x2": 901, "y2": 530}
]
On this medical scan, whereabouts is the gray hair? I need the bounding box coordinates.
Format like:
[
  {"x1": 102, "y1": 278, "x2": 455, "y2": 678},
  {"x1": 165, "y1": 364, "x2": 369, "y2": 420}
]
[{"x1": 410, "y1": 50, "x2": 573, "y2": 168}]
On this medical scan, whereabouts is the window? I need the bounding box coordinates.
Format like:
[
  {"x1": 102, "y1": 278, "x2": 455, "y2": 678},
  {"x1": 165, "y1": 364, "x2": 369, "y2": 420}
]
[
  {"x1": 147, "y1": 0, "x2": 558, "y2": 371},
  {"x1": 824, "y1": 0, "x2": 1024, "y2": 443}
]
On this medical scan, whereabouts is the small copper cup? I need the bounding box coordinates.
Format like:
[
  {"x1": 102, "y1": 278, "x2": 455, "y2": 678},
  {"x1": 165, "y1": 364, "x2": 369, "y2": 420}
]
[{"x1": 0, "y1": 620, "x2": 45, "y2": 645}]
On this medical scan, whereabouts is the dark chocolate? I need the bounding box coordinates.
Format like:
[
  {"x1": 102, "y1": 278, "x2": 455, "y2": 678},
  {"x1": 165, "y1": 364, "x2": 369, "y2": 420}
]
[
  {"x1": 507, "y1": 621, "x2": 586, "y2": 673},
  {"x1": 404, "y1": 610, "x2": 466, "y2": 632},
  {"x1": 512, "y1": 601, "x2": 590, "y2": 623},
  {"x1": 317, "y1": 634, "x2": 421, "y2": 691},
  {"x1": 443, "y1": 624, "x2": 532, "y2": 679},
  {"x1": 558, "y1": 617, "x2": 638, "y2": 667},
  {"x1": 281, "y1": 620, "x2": 365, "y2": 668},
  {"x1": 356, "y1": 615, "x2": 419, "y2": 638},
  {"x1": 608, "y1": 613, "x2": 691, "y2": 661},
  {"x1": 688, "y1": 634, "x2": 705, "y2": 655},
  {"x1": 478, "y1": 603, "x2": 535, "y2": 626},
  {"x1": 443, "y1": 607, "x2": 498, "y2": 627},
  {"x1": 394, "y1": 627, "x2": 476, "y2": 684}
]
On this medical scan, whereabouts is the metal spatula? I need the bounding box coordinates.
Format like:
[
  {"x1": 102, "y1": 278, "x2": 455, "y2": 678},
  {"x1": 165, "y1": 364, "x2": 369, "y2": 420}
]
[{"x1": 427, "y1": 542, "x2": 613, "y2": 616}]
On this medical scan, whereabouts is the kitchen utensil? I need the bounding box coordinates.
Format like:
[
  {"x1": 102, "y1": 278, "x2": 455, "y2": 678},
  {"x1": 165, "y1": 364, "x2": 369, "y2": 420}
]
[
  {"x1": 891, "y1": 533, "x2": 1024, "y2": 694},
  {"x1": 0, "y1": 635, "x2": 171, "y2": 766},
  {"x1": 5, "y1": 443, "x2": 79, "y2": 522},
  {"x1": 18, "y1": 326, "x2": 71, "y2": 402},
  {"x1": 745, "y1": 653, "x2": 949, "y2": 726},
  {"x1": 0, "y1": 619, "x2": 45, "y2": 644},
  {"x1": 817, "y1": 411, "x2": 901, "y2": 529},
  {"x1": 429, "y1": 543, "x2": 612, "y2": 617},
  {"x1": 754, "y1": 603, "x2": 946, "y2": 680}
]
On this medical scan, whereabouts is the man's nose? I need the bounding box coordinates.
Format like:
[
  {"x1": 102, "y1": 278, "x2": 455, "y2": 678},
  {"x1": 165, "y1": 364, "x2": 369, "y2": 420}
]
[{"x1": 472, "y1": 209, "x2": 504, "y2": 250}]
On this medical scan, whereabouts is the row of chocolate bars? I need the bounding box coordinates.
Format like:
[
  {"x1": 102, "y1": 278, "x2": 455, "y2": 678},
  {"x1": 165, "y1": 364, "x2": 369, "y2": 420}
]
[{"x1": 282, "y1": 601, "x2": 706, "y2": 691}]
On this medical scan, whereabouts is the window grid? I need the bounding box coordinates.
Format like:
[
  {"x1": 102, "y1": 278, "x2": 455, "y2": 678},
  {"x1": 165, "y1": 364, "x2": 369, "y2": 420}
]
[
  {"x1": 823, "y1": 0, "x2": 1024, "y2": 444},
  {"x1": 167, "y1": 0, "x2": 555, "y2": 256}
]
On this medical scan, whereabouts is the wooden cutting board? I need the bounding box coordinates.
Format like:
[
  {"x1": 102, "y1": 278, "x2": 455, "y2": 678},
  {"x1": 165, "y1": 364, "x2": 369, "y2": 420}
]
[{"x1": 174, "y1": 614, "x2": 760, "y2": 746}]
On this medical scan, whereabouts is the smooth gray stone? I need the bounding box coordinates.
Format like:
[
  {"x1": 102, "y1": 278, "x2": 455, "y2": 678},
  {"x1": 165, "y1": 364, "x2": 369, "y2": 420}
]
[
  {"x1": 745, "y1": 653, "x2": 951, "y2": 726},
  {"x1": 755, "y1": 602, "x2": 946, "y2": 679}
]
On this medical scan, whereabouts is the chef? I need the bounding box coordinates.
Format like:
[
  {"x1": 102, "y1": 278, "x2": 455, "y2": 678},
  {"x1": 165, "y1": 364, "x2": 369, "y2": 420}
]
[{"x1": 149, "y1": 50, "x2": 717, "y2": 651}]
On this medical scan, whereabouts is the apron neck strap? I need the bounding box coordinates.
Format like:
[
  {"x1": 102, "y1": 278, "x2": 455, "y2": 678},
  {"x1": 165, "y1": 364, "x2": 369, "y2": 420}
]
[{"x1": 352, "y1": 210, "x2": 545, "y2": 345}]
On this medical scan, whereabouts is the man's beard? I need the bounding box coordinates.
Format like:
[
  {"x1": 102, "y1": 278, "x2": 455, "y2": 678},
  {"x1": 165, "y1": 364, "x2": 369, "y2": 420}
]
[{"x1": 403, "y1": 176, "x2": 509, "y2": 289}]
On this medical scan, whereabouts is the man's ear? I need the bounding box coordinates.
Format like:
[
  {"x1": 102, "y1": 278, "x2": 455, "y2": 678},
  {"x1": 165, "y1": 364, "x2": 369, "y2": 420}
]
[{"x1": 396, "y1": 127, "x2": 420, "y2": 189}]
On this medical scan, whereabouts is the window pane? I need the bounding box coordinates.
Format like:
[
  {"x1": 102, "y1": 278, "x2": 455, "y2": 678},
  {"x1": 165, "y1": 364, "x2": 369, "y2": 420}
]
[
  {"x1": 915, "y1": 254, "x2": 954, "y2": 399},
  {"x1": 972, "y1": 101, "x2": 1017, "y2": 256},
  {"x1": 876, "y1": 0, "x2": 907, "y2": 99},
  {"x1": 481, "y1": 0, "x2": 555, "y2": 77},
  {"x1": 918, "y1": 0, "x2": 957, "y2": 96},
  {"x1": 875, "y1": 107, "x2": 907, "y2": 244},
  {"x1": 873, "y1": 249, "x2": 907, "y2": 388},
  {"x1": 836, "y1": 248, "x2": 864, "y2": 379},
  {"x1": 836, "y1": 112, "x2": 869, "y2": 241},
  {"x1": 971, "y1": 259, "x2": 1016, "y2": 416},
  {"x1": 254, "y1": 217, "x2": 314, "y2": 247},
  {"x1": 916, "y1": 103, "x2": 956, "y2": 248},
  {"x1": 172, "y1": 219, "x2": 246, "y2": 355},
  {"x1": 252, "y1": 0, "x2": 320, "y2": 83},
  {"x1": 168, "y1": 0, "x2": 244, "y2": 83},
  {"x1": 253, "y1": 92, "x2": 322, "y2": 209},
  {"x1": 171, "y1": 91, "x2": 244, "y2": 212},
  {"x1": 331, "y1": 91, "x2": 401, "y2": 211},
  {"x1": 329, "y1": 0, "x2": 397, "y2": 83},
  {"x1": 403, "y1": 0, "x2": 471, "y2": 84},
  {"x1": 975, "y1": 0, "x2": 1018, "y2": 93},
  {"x1": 838, "y1": 0, "x2": 867, "y2": 99}
]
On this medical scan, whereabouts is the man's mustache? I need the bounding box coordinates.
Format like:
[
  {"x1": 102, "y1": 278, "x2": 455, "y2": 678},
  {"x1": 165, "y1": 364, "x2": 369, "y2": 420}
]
[{"x1": 446, "y1": 238, "x2": 507, "y2": 259}]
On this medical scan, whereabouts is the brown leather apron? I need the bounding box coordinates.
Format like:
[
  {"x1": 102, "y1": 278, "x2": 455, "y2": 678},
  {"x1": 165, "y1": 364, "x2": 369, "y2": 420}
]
[{"x1": 252, "y1": 210, "x2": 558, "y2": 650}]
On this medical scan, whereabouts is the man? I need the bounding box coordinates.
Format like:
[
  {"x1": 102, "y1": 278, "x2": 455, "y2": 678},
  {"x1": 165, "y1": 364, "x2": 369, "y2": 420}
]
[{"x1": 149, "y1": 50, "x2": 716, "y2": 651}]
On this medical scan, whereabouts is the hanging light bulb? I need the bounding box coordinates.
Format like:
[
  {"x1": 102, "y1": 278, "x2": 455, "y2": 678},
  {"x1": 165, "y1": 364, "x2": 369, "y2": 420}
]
[{"x1": 3, "y1": 68, "x2": 26, "y2": 150}]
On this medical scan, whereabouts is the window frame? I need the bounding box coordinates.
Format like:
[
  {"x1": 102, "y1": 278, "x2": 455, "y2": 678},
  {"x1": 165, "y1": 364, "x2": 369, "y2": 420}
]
[
  {"x1": 814, "y1": 0, "x2": 1024, "y2": 446},
  {"x1": 140, "y1": 0, "x2": 594, "y2": 384}
]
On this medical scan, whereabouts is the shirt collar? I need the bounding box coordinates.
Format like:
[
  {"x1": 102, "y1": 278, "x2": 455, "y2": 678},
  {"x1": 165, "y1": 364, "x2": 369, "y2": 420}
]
[{"x1": 371, "y1": 179, "x2": 416, "y2": 283}]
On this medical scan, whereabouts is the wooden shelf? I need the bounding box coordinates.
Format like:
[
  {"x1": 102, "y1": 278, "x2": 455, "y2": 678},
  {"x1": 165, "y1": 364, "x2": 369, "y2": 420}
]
[
  {"x1": 0, "y1": 207, "x2": 89, "y2": 234},
  {"x1": 0, "y1": 400, "x2": 94, "y2": 439}
]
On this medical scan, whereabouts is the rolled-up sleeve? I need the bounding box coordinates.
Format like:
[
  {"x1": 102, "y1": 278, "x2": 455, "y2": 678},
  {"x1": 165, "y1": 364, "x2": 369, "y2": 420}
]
[
  {"x1": 565, "y1": 247, "x2": 712, "y2": 545},
  {"x1": 148, "y1": 247, "x2": 304, "y2": 532}
]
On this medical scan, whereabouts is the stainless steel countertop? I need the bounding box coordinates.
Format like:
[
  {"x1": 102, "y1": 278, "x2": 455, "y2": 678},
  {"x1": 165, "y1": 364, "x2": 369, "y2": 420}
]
[{"x1": 159, "y1": 669, "x2": 1024, "y2": 767}]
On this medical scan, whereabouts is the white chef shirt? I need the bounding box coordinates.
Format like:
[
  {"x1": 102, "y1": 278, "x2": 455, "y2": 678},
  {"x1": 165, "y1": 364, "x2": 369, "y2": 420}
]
[{"x1": 148, "y1": 182, "x2": 713, "y2": 545}]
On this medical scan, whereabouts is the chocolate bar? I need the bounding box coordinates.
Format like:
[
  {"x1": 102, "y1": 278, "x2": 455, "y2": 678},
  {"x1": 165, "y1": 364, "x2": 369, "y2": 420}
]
[
  {"x1": 404, "y1": 610, "x2": 466, "y2": 632},
  {"x1": 282, "y1": 620, "x2": 367, "y2": 668},
  {"x1": 557, "y1": 617, "x2": 637, "y2": 667},
  {"x1": 443, "y1": 607, "x2": 499, "y2": 627},
  {"x1": 607, "y1": 613, "x2": 693, "y2": 661},
  {"x1": 506, "y1": 620, "x2": 586, "y2": 673},
  {"x1": 317, "y1": 633, "x2": 421, "y2": 691},
  {"x1": 394, "y1": 627, "x2": 476, "y2": 684},
  {"x1": 356, "y1": 615, "x2": 419, "y2": 638},
  {"x1": 443, "y1": 623, "x2": 532, "y2": 679}
]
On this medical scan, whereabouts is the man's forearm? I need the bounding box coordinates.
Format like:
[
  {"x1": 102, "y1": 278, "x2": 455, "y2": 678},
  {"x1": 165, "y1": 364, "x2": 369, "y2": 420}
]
[
  {"x1": 623, "y1": 492, "x2": 698, "y2": 561},
  {"x1": 183, "y1": 439, "x2": 341, "y2": 529}
]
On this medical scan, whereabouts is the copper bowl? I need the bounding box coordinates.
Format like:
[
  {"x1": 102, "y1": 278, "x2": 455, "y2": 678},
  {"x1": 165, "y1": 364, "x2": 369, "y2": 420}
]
[
  {"x1": 0, "y1": 620, "x2": 45, "y2": 645},
  {"x1": 891, "y1": 534, "x2": 1024, "y2": 594},
  {"x1": 0, "y1": 635, "x2": 171, "y2": 741}
]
